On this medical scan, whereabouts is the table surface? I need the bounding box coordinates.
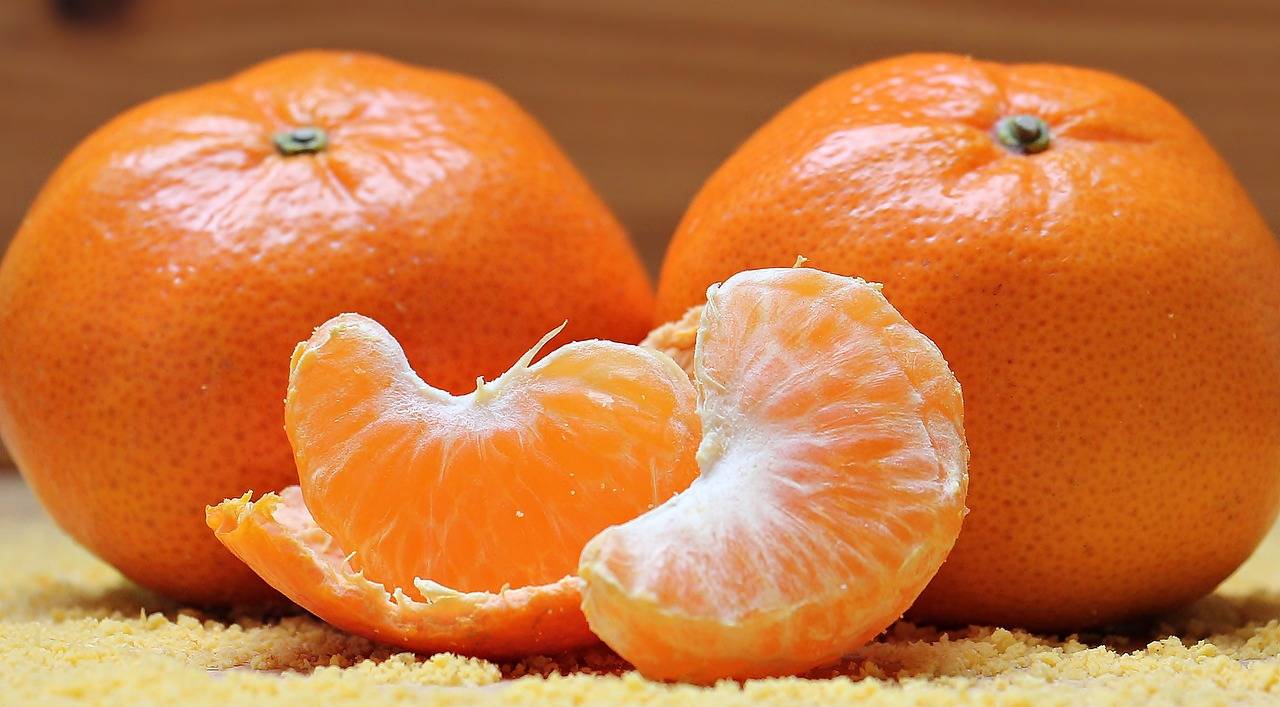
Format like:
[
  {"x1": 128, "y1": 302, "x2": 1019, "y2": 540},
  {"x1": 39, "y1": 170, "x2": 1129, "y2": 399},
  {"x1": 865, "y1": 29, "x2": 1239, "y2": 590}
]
[{"x1": 5, "y1": 472, "x2": 1280, "y2": 704}]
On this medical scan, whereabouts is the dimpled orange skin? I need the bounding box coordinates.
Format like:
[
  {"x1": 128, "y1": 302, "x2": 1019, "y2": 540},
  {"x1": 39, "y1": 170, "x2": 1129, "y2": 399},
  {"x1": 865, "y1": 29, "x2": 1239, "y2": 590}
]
[
  {"x1": 0, "y1": 51, "x2": 654, "y2": 605},
  {"x1": 655, "y1": 53, "x2": 1280, "y2": 630}
]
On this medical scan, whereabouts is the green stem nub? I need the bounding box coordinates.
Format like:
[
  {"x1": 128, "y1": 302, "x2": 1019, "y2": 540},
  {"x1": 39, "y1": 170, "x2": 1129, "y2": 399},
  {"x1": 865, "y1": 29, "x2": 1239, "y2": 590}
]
[
  {"x1": 274, "y1": 126, "x2": 328, "y2": 156},
  {"x1": 994, "y1": 115, "x2": 1051, "y2": 155}
]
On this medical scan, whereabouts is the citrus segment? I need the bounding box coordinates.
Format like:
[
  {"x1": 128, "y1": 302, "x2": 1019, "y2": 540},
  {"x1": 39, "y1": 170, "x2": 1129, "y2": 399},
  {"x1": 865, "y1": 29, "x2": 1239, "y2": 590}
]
[
  {"x1": 580, "y1": 266, "x2": 968, "y2": 682},
  {"x1": 288, "y1": 314, "x2": 700, "y2": 598},
  {"x1": 207, "y1": 487, "x2": 593, "y2": 657},
  {"x1": 209, "y1": 312, "x2": 699, "y2": 654}
]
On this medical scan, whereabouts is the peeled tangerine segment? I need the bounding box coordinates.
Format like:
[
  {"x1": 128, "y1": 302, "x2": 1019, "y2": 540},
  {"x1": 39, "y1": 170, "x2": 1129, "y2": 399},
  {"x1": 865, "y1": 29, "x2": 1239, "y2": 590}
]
[
  {"x1": 579, "y1": 266, "x2": 969, "y2": 682},
  {"x1": 208, "y1": 313, "x2": 700, "y2": 657}
]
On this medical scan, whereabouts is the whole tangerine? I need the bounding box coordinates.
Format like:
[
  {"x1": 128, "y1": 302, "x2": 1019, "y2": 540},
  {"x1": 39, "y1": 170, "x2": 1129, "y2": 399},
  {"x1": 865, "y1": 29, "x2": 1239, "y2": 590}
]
[
  {"x1": 0, "y1": 51, "x2": 654, "y2": 605},
  {"x1": 654, "y1": 53, "x2": 1280, "y2": 630}
]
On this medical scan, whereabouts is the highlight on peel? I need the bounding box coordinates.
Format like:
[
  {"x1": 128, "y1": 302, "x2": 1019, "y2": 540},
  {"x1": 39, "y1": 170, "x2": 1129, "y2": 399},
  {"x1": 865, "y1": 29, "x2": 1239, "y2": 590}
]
[
  {"x1": 208, "y1": 313, "x2": 700, "y2": 657},
  {"x1": 581, "y1": 266, "x2": 969, "y2": 683}
]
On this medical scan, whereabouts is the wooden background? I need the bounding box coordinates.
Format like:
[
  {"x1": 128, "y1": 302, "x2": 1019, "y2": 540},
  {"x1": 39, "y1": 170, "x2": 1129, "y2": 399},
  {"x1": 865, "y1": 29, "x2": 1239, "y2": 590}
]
[{"x1": 1, "y1": 0, "x2": 1278, "y2": 468}]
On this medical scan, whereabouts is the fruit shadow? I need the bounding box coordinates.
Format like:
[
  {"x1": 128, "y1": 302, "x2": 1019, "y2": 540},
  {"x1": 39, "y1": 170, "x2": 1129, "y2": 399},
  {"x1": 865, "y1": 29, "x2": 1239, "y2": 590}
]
[
  {"x1": 301, "y1": 587, "x2": 1280, "y2": 682},
  {"x1": 1100, "y1": 590, "x2": 1280, "y2": 653},
  {"x1": 484, "y1": 587, "x2": 1280, "y2": 684},
  {"x1": 19, "y1": 575, "x2": 1280, "y2": 684},
  {"x1": 815, "y1": 589, "x2": 1280, "y2": 683},
  {"x1": 6, "y1": 576, "x2": 173, "y2": 621},
  {"x1": 496, "y1": 643, "x2": 631, "y2": 679},
  {"x1": 9, "y1": 574, "x2": 302, "y2": 626}
]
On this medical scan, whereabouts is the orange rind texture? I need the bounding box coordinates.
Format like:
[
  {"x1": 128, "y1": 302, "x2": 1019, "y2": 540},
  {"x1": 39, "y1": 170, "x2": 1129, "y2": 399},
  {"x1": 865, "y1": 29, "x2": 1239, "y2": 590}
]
[
  {"x1": 653, "y1": 53, "x2": 1280, "y2": 631},
  {"x1": 0, "y1": 50, "x2": 656, "y2": 605}
]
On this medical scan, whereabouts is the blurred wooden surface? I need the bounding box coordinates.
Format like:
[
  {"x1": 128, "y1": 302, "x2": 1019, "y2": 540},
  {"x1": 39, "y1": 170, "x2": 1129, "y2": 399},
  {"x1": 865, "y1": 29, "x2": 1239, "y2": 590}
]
[{"x1": 1, "y1": 0, "x2": 1278, "y2": 467}]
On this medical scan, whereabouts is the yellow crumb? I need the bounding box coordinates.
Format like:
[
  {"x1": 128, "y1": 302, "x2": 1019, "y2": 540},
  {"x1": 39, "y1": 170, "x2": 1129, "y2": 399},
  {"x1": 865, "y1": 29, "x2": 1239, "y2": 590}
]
[{"x1": 2, "y1": 473, "x2": 1279, "y2": 704}]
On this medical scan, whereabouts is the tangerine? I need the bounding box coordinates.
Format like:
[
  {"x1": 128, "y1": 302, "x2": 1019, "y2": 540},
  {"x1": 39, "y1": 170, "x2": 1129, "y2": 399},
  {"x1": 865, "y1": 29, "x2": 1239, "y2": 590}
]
[
  {"x1": 653, "y1": 53, "x2": 1280, "y2": 629},
  {"x1": 0, "y1": 51, "x2": 654, "y2": 604}
]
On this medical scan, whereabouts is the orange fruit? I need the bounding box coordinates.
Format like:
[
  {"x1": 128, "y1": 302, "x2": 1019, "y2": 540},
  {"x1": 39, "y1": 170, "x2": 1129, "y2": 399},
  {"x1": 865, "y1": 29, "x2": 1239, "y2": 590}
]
[
  {"x1": 0, "y1": 51, "x2": 654, "y2": 604},
  {"x1": 653, "y1": 53, "x2": 1280, "y2": 630},
  {"x1": 209, "y1": 313, "x2": 699, "y2": 656},
  {"x1": 581, "y1": 265, "x2": 968, "y2": 683}
]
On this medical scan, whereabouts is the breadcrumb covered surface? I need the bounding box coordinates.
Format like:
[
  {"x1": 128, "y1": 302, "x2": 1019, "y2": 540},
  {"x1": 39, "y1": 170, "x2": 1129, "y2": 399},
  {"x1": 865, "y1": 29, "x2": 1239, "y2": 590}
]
[{"x1": 3, "y1": 475, "x2": 1279, "y2": 705}]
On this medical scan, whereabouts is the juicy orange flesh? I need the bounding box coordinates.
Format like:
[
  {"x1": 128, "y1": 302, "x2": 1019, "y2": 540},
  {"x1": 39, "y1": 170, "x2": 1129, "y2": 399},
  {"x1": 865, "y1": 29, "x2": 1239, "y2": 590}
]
[
  {"x1": 287, "y1": 315, "x2": 699, "y2": 596},
  {"x1": 580, "y1": 267, "x2": 967, "y2": 680}
]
